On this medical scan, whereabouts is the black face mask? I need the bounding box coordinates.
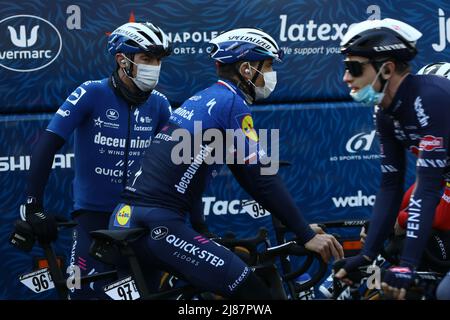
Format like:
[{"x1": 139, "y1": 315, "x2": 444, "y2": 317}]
[{"x1": 109, "y1": 69, "x2": 151, "y2": 106}]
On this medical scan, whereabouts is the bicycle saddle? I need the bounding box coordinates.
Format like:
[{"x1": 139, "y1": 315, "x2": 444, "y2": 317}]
[{"x1": 90, "y1": 228, "x2": 149, "y2": 243}]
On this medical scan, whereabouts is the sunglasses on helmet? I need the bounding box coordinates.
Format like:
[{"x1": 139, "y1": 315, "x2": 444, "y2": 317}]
[{"x1": 344, "y1": 60, "x2": 372, "y2": 77}]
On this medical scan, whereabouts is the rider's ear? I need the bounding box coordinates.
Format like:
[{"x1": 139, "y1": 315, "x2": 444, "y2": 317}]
[
  {"x1": 239, "y1": 62, "x2": 252, "y2": 79},
  {"x1": 381, "y1": 63, "x2": 393, "y2": 80}
]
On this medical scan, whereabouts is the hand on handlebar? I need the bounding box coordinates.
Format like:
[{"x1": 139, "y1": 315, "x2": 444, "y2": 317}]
[
  {"x1": 309, "y1": 223, "x2": 325, "y2": 234},
  {"x1": 333, "y1": 254, "x2": 372, "y2": 285},
  {"x1": 304, "y1": 233, "x2": 344, "y2": 263},
  {"x1": 381, "y1": 266, "x2": 415, "y2": 300}
]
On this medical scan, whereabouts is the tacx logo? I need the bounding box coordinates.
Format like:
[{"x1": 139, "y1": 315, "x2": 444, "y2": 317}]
[
  {"x1": 332, "y1": 191, "x2": 376, "y2": 208},
  {"x1": 0, "y1": 15, "x2": 62, "y2": 72},
  {"x1": 345, "y1": 130, "x2": 376, "y2": 153},
  {"x1": 151, "y1": 226, "x2": 168, "y2": 240}
]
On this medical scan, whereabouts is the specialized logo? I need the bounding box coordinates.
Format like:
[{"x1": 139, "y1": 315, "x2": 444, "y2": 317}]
[
  {"x1": 0, "y1": 15, "x2": 62, "y2": 72},
  {"x1": 106, "y1": 109, "x2": 119, "y2": 121},
  {"x1": 419, "y1": 135, "x2": 444, "y2": 151},
  {"x1": 345, "y1": 130, "x2": 376, "y2": 153},
  {"x1": 241, "y1": 115, "x2": 258, "y2": 142},
  {"x1": 66, "y1": 87, "x2": 86, "y2": 106},
  {"x1": 151, "y1": 226, "x2": 168, "y2": 240},
  {"x1": 114, "y1": 205, "x2": 132, "y2": 228}
]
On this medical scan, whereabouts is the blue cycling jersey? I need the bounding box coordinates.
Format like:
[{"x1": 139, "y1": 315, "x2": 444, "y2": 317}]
[
  {"x1": 362, "y1": 74, "x2": 450, "y2": 267},
  {"x1": 46, "y1": 78, "x2": 171, "y2": 212},
  {"x1": 122, "y1": 79, "x2": 315, "y2": 244}
]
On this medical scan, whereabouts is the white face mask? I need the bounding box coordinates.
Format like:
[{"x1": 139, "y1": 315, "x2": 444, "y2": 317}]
[
  {"x1": 247, "y1": 64, "x2": 278, "y2": 100},
  {"x1": 123, "y1": 56, "x2": 161, "y2": 92}
]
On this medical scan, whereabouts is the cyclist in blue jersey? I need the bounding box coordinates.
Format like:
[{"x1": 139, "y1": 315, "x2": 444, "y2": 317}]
[
  {"x1": 109, "y1": 28, "x2": 343, "y2": 299},
  {"x1": 333, "y1": 18, "x2": 450, "y2": 300},
  {"x1": 19, "y1": 22, "x2": 172, "y2": 299}
]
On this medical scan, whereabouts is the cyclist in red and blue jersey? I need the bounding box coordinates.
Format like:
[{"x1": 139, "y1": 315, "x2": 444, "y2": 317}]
[
  {"x1": 20, "y1": 22, "x2": 172, "y2": 299},
  {"x1": 334, "y1": 18, "x2": 450, "y2": 300},
  {"x1": 110, "y1": 28, "x2": 343, "y2": 299}
]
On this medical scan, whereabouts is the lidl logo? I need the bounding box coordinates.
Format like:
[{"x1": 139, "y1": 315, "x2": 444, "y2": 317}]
[
  {"x1": 241, "y1": 115, "x2": 258, "y2": 142},
  {"x1": 114, "y1": 205, "x2": 132, "y2": 228}
]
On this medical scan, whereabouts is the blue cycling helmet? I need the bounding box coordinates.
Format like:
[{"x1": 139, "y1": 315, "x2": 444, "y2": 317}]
[
  {"x1": 107, "y1": 22, "x2": 171, "y2": 58},
  {"x1": 209, "y1": 28, "x2": 283, "y2": 64}
]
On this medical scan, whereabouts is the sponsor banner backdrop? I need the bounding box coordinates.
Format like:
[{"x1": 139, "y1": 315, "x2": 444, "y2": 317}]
[
  {"x1": 1, "y1": 0, "x2": 450, "y2": 112},
  {"x1": 0, "y1": 103, "x2": 416, "y2": 298},
  {"x1": 0, "y1": 114, "x2": 74, "y2": 299}
]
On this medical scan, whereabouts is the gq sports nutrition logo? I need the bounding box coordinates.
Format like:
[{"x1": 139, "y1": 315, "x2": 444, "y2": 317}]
[
  {"x1": 329, "y1": 130, "x2": 381, "y2": 162},
  {"x1": 0, "y1": 15, "x2": 62, "y2": 72}
]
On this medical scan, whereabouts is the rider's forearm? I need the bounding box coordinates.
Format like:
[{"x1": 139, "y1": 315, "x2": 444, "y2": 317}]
[
  {"x1": 362, "y1": 173, "x2": 404, "y2": 259},
  {"x1": 400, "y1": 173, "x2": 444, "y2": 268},
  {"x1": 26, "y1": 130, "x2": 65, "y2": 204}
]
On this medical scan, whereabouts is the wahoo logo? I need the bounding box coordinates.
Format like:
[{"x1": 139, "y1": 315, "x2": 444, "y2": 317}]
[
  {"x1": 151, "y1": 226, "x2": 168, "y2": 240},
  {"x1": 332, "y1": 190, "x2": 376, "y2": 208},
  {"x1": 345, "y1": 131, "x2": 376, "y2": 153},
  {"x1": 8, "y1": 25, "x2": 39, "y2": 47}
]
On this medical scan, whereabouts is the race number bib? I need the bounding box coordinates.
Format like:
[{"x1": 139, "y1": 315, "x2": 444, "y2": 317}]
[
  {"x1": 104, "y1": 276, "x2": 140, "y2": 300},
  {"x1": 19, "y1": 268, "x2": 54, "y2": 293}
]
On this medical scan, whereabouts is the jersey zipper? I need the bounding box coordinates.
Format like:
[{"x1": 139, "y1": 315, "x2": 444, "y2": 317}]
[{"x1": 123, "y1": 105, "x2": 133, "y2": 189}]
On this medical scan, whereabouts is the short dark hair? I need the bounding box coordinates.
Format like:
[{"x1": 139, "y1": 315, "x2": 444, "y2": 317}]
[
  {"x1": 216, "y1": 60, "x2": 260, "y2": 79},
  {"x1": 372, "y1": 58, "x2": 410, "y2": 75}
]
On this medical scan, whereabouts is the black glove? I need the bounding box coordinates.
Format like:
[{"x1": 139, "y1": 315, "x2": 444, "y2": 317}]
[
  {"x1": 21, "y1": 197, "x2": 57, "y2": 243},
  {"x1": 333, "y1": 254, "x2": 373, "y2": 283}
]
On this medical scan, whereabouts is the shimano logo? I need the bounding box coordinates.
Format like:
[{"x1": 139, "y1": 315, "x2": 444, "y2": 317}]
[
  {"x1": 345, "y1": 130, "x2": 376, "y2": 153},
  {"x1": 0, "y1": 153, "x2": 74, "y2": 172},
  {"x1": 332, "y1": 191, "x2": 376, "y2": 208},
  {"x1": 165, "y1": 234, "x2": 225, "y2": 267},
  {"x1": 373, "y1": 43, "x2": 407, "y2": 51},
  {"x1": 0, "y1": 15, "x2": 62, "y2": 72}
]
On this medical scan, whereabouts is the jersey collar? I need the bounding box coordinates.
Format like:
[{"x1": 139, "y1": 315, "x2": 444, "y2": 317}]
[{"x1": 216, "y1": 79, "x2": 248, "y2": 102}]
